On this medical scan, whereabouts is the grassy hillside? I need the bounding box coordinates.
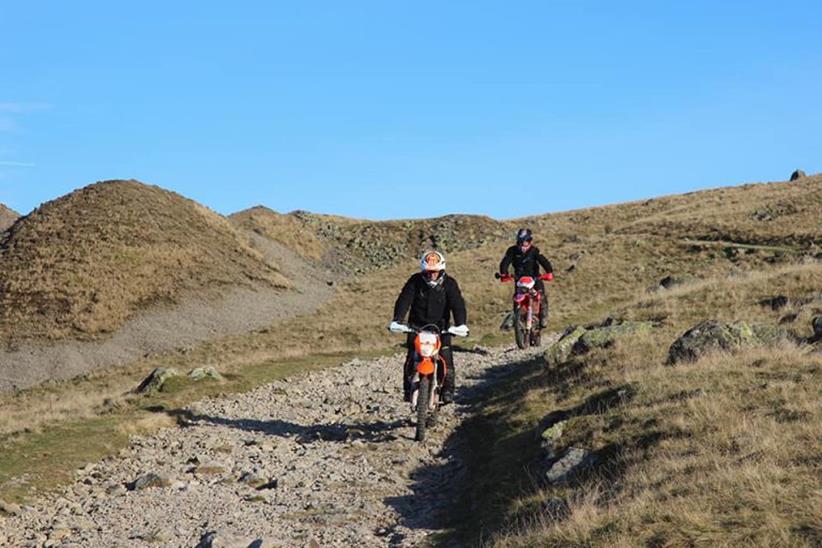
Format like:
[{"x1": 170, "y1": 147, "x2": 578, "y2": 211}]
[
  {"x1": 0, "y1": 174, "x2": 819, "y2": 540},
  {"x1": 230, "y1": 206, "x2": 514, "y2": 275},
  {"x1": 0, "y1": 180, "x2": 288, "y2": 340},
  {"x1": 443, "y1": 177, "x2": 822, "y2": 546},
  {"x1": 0, "y1": 203, "x2": 18, "y2": 232}
]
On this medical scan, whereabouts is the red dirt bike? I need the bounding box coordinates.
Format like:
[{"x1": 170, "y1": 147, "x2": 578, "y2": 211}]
[
  {"x1": 497, "y1": 272, "x2": 553, "y2": 349},
  {"x1": 389, "y1": 323, "x2": 467, "y2": 442}
]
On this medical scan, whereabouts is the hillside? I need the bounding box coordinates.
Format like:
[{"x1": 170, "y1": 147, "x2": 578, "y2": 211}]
[
  {"x1": 0, "y1": 180, "x2": 288, "y2": 340},
  {"x1": 0, "y1": 203, "x2": 18, "y2": 232},
  {"x1": 0, "y1": 175, "x2": 819, "y2": 547},
  {"x1": 231, "y1": 206, "x2": 514, "y2": 274}
]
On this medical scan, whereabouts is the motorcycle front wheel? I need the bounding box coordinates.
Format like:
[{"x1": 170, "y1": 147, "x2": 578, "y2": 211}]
[
  {"x1": 415, "y1": 376, "x2": 432, "y2": 442},
  {"x1": 513, "y1": 308, "x2": 528, "y2": 349}
]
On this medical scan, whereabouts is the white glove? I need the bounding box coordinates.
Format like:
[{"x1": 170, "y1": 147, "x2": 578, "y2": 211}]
[
  {"x1": 448, "y1": 325, "x2": 470, "y2": 337},
  {"x1": 389, "y1": 321, "x2": 408, "y2": 333}
]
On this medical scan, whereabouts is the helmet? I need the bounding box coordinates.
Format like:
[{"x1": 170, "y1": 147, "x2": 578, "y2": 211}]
[
  {"x1": 420, "y1": 250, "x2": 446, "y2": 288},
  {"x1": 516, "y1": 228, "x2": 533, "y2": 245}
]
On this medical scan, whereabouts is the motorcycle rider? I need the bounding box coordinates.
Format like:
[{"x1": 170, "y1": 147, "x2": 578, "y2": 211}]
[
  {"x1": 499, "y1": 228, "x2": 554, "y2": 328},
  {"x1": 389, "y1": 250, "x2": 468, "y2": 404}
]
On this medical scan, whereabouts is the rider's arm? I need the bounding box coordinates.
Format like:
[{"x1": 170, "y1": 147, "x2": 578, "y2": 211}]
[
  {"x1": 446, "y1": 278, "x2": 468, "y2": 327},
  {"x1": 499, "y1": 246, "x2": 515, "y2": 275},
  {"x1": 392, "y1": 275, "x2": 416, "y2": 322}
]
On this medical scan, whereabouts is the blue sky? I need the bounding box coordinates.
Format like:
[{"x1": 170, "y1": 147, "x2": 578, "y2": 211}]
[{"x1": 2, "y1": 1, "x2": 821, "y2": 219}]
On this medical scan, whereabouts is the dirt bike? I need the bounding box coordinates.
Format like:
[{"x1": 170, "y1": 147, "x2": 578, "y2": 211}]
[
  {"x1": 389, "y1": 323, "x2": 467, "y2": 442},
  {"x1": 497, "y1": 272, "x2": 553, "y2": 349}
]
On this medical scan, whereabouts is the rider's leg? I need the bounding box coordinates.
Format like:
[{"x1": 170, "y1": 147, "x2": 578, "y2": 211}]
[
  {"x1": 535, "y1": 279, "x2": 549, "y2": 328},
  {"x1": 403, "y1": 333, "x2": 415, "y2": 402},
  {"x1": 439, "y1": 343, "x2": 455, "y2": 404}
]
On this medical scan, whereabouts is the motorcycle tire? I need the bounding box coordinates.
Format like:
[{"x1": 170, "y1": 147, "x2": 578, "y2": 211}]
[
  {"x1": 513, "y1": 311, "x2": 528, "y2": 350},
  {"x1": 415, "y1": 376, "x2": 432, "y2": 442}
]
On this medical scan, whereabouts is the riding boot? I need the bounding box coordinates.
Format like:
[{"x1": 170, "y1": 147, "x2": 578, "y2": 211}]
[
  {"x1": 539, "y1": 293, "x2": 549, "y2": 329},
  {"x1": 440, "y1": 346, "x2": 456, "y2": 404}
]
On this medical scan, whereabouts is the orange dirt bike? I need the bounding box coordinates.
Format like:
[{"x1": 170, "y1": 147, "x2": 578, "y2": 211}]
[
  {"x1": 389, "y1": 323, "x2": 468, "y2": 442},
  {"x1": 497, "y1": 272, "x2": 553, "y2": 349}
]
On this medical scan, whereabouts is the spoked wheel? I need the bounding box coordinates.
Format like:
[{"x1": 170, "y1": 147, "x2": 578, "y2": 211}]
[
  {"x1": 415, "y1": 376, "x2": 432, "y2": 442},
  {"x1": 513, "y1": 310, "x2": 528, "y2": 350}
]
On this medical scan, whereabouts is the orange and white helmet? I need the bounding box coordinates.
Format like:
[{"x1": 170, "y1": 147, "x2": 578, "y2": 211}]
[
  {"x1": 420, "y1": 250, "x2": 446, "y2": 287},
  {"x1": 420, "y1": 250, "x2": 446, "y2": 272}
]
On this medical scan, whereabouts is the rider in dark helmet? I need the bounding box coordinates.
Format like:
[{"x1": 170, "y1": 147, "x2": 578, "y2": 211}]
[
  {"x1": 499, "y1": 228, "x2": 554, "y2": 329},
  {"x1": 390, "y1": 250, "x2": 468, "y2": 404}
]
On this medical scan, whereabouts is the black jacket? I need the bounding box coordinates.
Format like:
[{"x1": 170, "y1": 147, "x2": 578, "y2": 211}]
[
  {"x1": 499, "y1": 245, "x2": 553, "y2": 279},
  {"x1": 392, "y1": 272, "x2": 467, "y2": 329}
]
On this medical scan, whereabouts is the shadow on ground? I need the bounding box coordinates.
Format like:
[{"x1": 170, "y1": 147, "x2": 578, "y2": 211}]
[{"x1": 156, "y1": 407, "x2": 408, "y2": 444}]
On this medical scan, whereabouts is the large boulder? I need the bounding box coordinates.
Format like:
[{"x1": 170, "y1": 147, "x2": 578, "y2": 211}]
[
  {"x1": 667, "y1": 320, "x2": 790, "y2": 364},
  {"x1": 572, "y1": 321, "x2": 654, "y2": 354},
  {"x1": 188, "y1": 366, "x2": 224, "y2": 382},
  {"x1": 544, "y1": 447, "x2": 597, "y2": 484},
  {"x1": 790, "y1": 169, "x2": 807, "y2": 181},
  {"x1": 811, "y1": 316, "x2": 822, "y2": 344},
  {"x1": 543, "y1": 326, "x2": 586, "y2": 366},
  {"x1": 135, "y1": 367, "x2": 180, "y2": 394}
]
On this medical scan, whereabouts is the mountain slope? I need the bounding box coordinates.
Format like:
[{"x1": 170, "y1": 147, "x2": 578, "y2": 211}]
[
  {"x1": 0, "y1": 203, "x2": 18, "y2": 232},
  {"x1": 0, "y1": 180, "x2": 288, "y2": 340}
]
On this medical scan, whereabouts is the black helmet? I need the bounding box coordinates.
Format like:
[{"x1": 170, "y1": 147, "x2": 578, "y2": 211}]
[{"x1": 516, "y1": 228, "x2": 533, "y2": 245}]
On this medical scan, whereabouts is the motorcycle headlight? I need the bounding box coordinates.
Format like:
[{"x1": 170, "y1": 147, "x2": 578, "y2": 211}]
[{"x1": 416, "y1": 332, "x2": 440, "y2": 358}]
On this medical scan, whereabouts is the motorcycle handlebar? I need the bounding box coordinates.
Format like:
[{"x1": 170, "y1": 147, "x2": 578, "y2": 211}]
[
  {"x1": 389, "y1": 324, "x2": 467, "y2": 337},
  {"x1": 496, "y1": 273, "x2": 553, "y2": 283}
]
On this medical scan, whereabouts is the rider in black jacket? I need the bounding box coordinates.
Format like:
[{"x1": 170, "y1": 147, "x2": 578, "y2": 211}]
[
  {"x1": 391, "y1": 250, "x2": 468, "y2": 404},
  {"x1": 499, "y1": 228, "x2": 554, "y2": 328}
]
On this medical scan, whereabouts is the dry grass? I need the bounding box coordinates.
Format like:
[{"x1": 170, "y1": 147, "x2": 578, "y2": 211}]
[
  {"x1": 1, "y1": 175, "x2": 821, "y2": 539},
  {"x1": 0, "y1": 203, "x2": 18, "y2": 232},
  {"x1": 0, "y1": 180, "x2": 288, "y2": 340},
  {"x1": 486, "y1": 342, "x2": 821, "y2": 547},
  {"x1": 452, "y1": 259, "x2": 822, "y2": 546},
  {"x1": 229, "y1": 206, "x2": 329, "y2": 261}
]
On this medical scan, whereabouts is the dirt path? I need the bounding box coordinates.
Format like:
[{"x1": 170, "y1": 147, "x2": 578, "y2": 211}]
[{"x1": 1, "y1": 342, "x2": 550, "y2": 547}]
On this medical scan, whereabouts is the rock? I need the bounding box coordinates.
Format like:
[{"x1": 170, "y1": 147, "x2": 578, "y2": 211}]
[
  {"x1": 105, "y1": 483, "x2": 127, "y2": 496},
  {"x1": 790, "y1": 169, "x2": 807, "y2": 181},
  {"x1": 0, "y1": 499, "x2": 22, "y2": 516},
  {"x1": 659, "y1": 275, "x2": 683, "y2": 289},
  {"x1": 539, "y1": 420, "x2": 567, "y2": 461},
  {"x1": 129, "y1": 472, "x2": 172, "y2": 491},
  {"x1": 812, "y1": 316, "x2": 822, "y2": 340},
  {"x1": 540, "y1": 420, "x2": 566, "y2": 444},
  {"x1": 573, "y1": 321, "x2": 654, "y2": 354},
  {"x1": 758, "y1": 295, "x2": 789, "y2": 311},
  {"x1": 188, "y1": 367, "x2": 224, "y2": 382},
  {"x1": 545, "y1": 447, "x2": 596, "y2": 484},
  {"x1": 667, "y1": 320, "x2": 790, "y2": 364},
  {"x1": 135, "y1": 367, "x2": 180, "y2": 394},
  {"x1": 238, "y1": 472, "x2": 266, "y2": 488},
  {"x1": 544, "y1": 326, "x2": 585, "y2": 366},
  {"x1": 196, "y1": 531, "x2": 267, "y2": 548},
  {"x1": 255, "y1": 478, "x2": 279, "y2": 491}
]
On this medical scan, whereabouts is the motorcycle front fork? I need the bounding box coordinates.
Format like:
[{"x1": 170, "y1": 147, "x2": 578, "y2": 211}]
[{"x1": 410, "y1": 373, "x2": 439, "y2": 410}]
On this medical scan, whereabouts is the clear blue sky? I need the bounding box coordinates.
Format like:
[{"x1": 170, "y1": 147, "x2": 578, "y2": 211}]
[{"x1": 2, "y1": 1, "x2": 820, "y2": 219}]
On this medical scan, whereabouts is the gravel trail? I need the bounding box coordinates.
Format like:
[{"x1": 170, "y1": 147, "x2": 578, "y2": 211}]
[{"x1": 1, "y1": 343, "x2": 550, "y2": 547}]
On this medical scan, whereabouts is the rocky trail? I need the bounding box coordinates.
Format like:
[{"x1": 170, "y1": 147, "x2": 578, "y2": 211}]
[{"x1": 1, "y1": 343, "x2": 550, "y2": 547}]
